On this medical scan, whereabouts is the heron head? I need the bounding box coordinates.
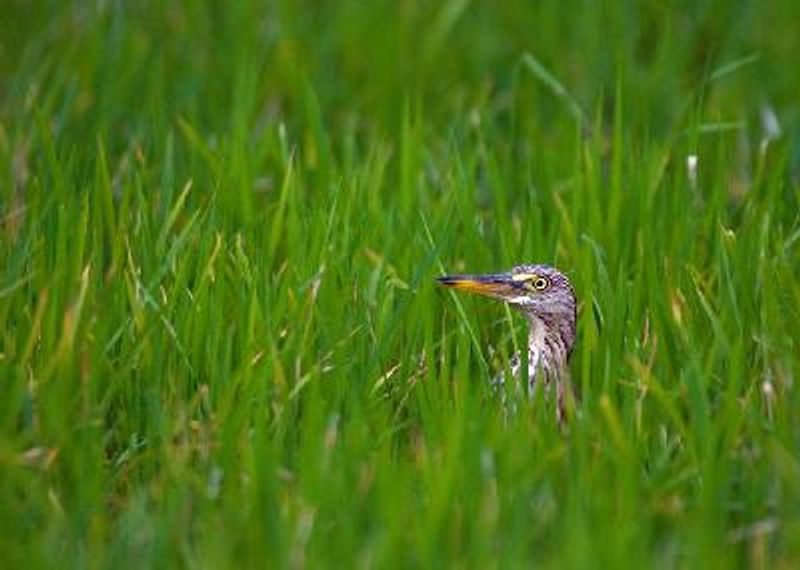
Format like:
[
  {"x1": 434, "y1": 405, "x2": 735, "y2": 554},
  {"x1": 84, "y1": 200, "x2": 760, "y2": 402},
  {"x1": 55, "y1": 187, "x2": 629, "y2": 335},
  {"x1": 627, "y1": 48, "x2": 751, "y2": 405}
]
[{"x1": 437, "y1": 264, "x2": 576, "y2": 323}]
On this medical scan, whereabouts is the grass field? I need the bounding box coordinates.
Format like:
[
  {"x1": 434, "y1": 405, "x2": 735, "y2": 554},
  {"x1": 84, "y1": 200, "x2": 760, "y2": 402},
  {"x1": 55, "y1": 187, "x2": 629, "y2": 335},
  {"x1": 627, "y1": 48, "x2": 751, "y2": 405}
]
[{"x1": 2, "y1": 1, "x2": 799, "y2": 568}]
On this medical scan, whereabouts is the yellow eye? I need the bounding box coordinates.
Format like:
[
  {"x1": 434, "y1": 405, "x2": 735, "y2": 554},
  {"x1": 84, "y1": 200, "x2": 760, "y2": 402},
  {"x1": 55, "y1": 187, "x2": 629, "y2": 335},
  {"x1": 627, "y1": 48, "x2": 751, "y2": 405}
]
[{"x1": 531, "y1": 276, "x2": 549, "y2": 291}]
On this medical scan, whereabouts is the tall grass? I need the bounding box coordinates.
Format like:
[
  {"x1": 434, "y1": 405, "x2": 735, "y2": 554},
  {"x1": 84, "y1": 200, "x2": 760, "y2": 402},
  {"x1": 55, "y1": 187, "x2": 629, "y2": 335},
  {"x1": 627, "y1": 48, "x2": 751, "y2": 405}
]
[{"x1": 1, "y1": 1, "x2": 799, "y2": 568}]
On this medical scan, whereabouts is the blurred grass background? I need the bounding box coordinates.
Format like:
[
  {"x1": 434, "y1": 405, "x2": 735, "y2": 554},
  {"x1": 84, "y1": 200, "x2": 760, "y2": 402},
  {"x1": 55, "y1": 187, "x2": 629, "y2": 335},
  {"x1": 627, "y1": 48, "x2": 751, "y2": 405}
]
[{"x1": 1, "y1": 1, "x2": 799, "y2": 568}]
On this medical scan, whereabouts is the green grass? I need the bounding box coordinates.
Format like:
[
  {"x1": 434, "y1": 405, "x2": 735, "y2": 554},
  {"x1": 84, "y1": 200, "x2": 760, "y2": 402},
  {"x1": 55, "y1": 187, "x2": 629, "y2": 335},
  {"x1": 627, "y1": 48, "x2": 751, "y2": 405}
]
[{"x1": 2, "y1": 1, "x2": 799, "y2": 568}]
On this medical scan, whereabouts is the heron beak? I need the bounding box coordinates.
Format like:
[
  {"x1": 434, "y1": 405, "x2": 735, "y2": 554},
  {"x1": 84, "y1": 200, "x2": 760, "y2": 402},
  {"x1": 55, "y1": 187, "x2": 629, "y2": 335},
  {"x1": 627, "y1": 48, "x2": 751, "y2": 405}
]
[{"x1": 436, "y1": 273, "x2": 518, "y2": 300}]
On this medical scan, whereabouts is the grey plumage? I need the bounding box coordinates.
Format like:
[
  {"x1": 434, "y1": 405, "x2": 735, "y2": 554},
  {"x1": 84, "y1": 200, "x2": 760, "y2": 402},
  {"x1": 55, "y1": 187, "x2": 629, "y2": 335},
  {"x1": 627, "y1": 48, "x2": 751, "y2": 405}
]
[{"x1": 437, "y1": 264, "x2": 577, "y2": 422}]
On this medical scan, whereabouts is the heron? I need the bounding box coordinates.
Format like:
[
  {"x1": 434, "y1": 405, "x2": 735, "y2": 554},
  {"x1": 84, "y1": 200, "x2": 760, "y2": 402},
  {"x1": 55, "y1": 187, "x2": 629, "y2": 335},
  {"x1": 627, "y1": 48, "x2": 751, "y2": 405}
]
[{"x1": 437, "y1": 264, "x2": 577, "y2": 422}]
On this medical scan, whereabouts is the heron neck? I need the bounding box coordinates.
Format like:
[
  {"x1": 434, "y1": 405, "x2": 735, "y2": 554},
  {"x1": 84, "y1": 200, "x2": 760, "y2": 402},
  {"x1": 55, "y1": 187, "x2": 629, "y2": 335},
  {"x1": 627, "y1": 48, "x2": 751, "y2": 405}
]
[{"x1": 526, "y1": 314, "x2": 571, "y2": 380}]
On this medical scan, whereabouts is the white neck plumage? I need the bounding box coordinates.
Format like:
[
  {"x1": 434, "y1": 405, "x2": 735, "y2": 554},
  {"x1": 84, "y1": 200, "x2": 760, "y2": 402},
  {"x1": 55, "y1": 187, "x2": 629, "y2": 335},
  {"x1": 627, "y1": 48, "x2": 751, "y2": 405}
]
[{"x1": 527, "y1": 314, "x2": 570, "y2": 379}]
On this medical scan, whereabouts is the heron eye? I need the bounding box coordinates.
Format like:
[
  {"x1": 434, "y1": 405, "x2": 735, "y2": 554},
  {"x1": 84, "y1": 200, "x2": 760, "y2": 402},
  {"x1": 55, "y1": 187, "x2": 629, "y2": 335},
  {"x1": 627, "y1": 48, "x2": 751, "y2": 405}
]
[{"x1": 531, "y1": 276, "x2": 549, "y2": 291}]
